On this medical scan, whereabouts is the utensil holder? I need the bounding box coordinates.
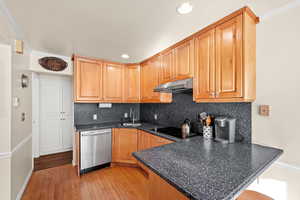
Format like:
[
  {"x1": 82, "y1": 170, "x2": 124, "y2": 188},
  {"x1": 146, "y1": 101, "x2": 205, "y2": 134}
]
[{"x1": 203, "y1": 126, "x2": 213, "y2": 139}]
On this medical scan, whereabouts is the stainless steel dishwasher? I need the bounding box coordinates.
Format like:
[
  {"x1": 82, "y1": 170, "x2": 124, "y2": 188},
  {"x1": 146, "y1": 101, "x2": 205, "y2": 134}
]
[{"x1": 80, "y1": 129, "x2": 112, "y2": 173}]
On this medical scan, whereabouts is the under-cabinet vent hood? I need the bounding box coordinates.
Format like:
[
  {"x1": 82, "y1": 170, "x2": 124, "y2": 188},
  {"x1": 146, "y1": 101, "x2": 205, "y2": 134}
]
[{"x1": 153, "y1": 78, "x2": 193, "y2": 93}]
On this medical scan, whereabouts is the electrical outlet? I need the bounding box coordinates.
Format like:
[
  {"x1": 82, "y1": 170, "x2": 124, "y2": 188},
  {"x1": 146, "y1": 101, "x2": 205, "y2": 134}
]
[
  {"x1": 93, "y1": 114, "x2": 98, "y2": 120},
  {"x1": 259, "y1": 105, "x2": 270, "y2": 116}
]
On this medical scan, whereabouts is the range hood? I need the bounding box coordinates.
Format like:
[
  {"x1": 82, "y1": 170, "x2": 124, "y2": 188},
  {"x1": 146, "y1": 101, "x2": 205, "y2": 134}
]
[{"x1": 153, "y1": 78, "x2": 193, "y2": 93}]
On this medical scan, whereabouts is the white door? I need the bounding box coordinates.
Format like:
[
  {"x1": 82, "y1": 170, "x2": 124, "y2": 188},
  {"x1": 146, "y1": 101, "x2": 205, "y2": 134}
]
[
  {"x1": 39, "y1": 75, "x2": 73, "y2": 155},
  {"x1": 40, "y1": 77, "x2": 62, "y2": 155}
]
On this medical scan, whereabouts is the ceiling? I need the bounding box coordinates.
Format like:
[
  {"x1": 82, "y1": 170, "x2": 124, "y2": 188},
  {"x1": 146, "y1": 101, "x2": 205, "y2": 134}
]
[{"x1": 2, "y1": 0, "x2": 294, "y2": 63}]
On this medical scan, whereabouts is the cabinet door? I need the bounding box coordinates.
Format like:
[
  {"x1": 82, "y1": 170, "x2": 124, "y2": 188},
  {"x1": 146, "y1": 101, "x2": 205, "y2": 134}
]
[
  {"x1": 215, "y1": 15, "x2": 243, "y2": 98},
  {"x1": 141, "y1": 63, "x2": 151, "y2": 101},
  {"x1": 148, "y1": 56, "x2": 161, "y2": 100},
  {"x1": 194, "y1": 29, "x2": 216, "y2": 100},
  {"x1": 161, "y1": 49, "x2": 175, "y2": 83},
  {"x1": 74, "y1": 58, "x2": 102, "y2": 102},
  {"x1": 149, "y1": 170, "x2": 189, "y2": 200},
  {"x1": 112, "y1": 128, "x2": 138, "y2": 164},
  {"x1": 150, "y1": 134, "x2": 173, "y2": 148},
  {"x1": 103, "y1": 62, "x2": 124, "y2": 102},
  {"x1": 138, "y1": 131, "x2": 151, "y2": 151},
  {"x1": 175, "y1": 39, "x2": 194, "y2": 79},
  {"x1": 124, "y1": 65, "x2": 140, "y2": 102}
]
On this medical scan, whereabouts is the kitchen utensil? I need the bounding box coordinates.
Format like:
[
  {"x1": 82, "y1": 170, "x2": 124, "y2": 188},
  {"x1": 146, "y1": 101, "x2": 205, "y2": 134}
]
[{"x1": 181, "y1": 119, "x2": 191, "y2": 139}]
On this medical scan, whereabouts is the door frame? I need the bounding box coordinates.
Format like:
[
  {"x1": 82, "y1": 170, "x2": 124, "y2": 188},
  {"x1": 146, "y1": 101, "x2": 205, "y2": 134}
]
[{"x1": 32, "y1": 73, "x2": 74, "y2": 158}]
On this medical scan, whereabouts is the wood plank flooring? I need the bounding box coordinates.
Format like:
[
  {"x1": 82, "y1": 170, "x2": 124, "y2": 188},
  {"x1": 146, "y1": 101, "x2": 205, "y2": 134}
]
[
  {"x1": 34, "y1": 151, "x2": 73, "y2": 171},
  {"x1": 22, "y1": 164, "x2": 148, "y2": 200}
]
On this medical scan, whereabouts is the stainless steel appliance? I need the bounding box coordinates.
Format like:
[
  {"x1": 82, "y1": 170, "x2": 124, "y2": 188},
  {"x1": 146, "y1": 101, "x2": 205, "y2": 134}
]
[
  {"x1": 80, "y1": 129, "x2": 112, "y2": 173},
  {"x1": 150, "y1": 126, "x2": 197, "y2": 139},
  {"x1": 214, "y1": 117, "x2": 236, "y2": 143},
  {"x1": 153, "y1": 78, "x2": 193, "y2": 93},
  {"x1": 181, "y1": 119, "x2": 191, "y2": 139}
]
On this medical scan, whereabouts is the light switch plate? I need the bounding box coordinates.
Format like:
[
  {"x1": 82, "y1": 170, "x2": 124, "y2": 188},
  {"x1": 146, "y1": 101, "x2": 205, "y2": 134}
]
[{"x1": 259, "y1": 105, "x2": 270, "y2": 116}]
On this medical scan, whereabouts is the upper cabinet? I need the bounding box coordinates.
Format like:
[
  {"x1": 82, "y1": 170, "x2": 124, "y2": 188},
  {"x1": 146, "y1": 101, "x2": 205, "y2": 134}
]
[
  {"x1": 174, "y1": 39, "x2": 194, "y2": 80},
  {"x1": 215, "y1": 15, "x2": 243, "y2": 99},
  {"x1": 194, "y1": 29, "x2": 216, "y2": 100},
  {"x1": 160, "y1": 39, "x2": 194, "y2": 83},
  {"x1": 74, "y1": 57, "x2": 103, "y2": 102},
  {"x1": 140, "y1": 56, "x2": 172, "y2": 103},
  {"x1": 74, "y1": 7, "x2": 258, "y2": 104},
  {"x1": 161, "y1": 49, "x2": 175, "y2": 83},
  {"x1": 124, "y1": 64, "x2": 140, "y2": 102},
  {"x1": 103, "y1": 62, "x2": 124, "y2": 102},
  {"x1": 194, "y1": 9, "x2": 258, "y2": 102}
]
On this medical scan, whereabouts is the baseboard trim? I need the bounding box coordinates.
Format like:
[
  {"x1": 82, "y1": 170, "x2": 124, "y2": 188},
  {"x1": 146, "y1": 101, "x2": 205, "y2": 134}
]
[{"x1": 15, "y1": 167, "x2": 33, "y2": 200}]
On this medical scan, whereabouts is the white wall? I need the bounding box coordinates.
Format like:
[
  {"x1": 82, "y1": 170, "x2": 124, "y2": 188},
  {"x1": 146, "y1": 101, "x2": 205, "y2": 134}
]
[
  {"x1": 0, "y1": 44, "x2": 11, "y2": 153},
  {"x1": 251, "y1": 2, "x2": 300, "y2": 200},
  {"x1": 0, "y1": 43, "x2": 12, "y2": 200},
  {"x1": 10, "y1": 42, "x2": 33, "y2": 200}
]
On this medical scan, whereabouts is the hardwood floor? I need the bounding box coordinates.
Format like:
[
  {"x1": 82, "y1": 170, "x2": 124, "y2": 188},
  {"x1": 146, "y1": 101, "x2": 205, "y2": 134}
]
[
  {"x1": 22, "y1": 164, "x2": 148, "y2": 200},
  {"x1": 34, "y1": 151, "x2": 73, "y2": 171}
]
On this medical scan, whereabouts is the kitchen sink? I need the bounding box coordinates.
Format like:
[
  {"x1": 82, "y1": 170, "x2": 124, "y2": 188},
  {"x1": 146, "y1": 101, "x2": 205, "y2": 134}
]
[{"x1": 122, "y1": 123, "x2": 142, "y2": 127}]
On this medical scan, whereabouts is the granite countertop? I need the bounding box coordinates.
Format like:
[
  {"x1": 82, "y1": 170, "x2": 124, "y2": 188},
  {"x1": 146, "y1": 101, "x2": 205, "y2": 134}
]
[
  {"x1": 133, "y1": 137, "x2": 283, "y2": 200},
  {"x1": 75, "y1": 122, "x2": 183, "y2": 142}
]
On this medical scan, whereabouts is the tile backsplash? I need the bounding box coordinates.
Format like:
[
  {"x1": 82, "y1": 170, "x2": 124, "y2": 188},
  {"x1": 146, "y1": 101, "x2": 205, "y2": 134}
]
[
  {"x1": 140, "y1": 93, "x2": 252, "y2": 143},
  {"x1": 74, "y1": 93, "x2": 251, "y2": 143},
  {"x1": 74, "y1": 103, "x2": 140, "y2": 125}
]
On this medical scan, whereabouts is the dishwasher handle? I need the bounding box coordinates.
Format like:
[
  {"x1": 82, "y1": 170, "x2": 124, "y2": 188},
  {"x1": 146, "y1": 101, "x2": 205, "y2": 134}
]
[{"x1": 81, "y1": 129, "x2": 112, "y2": 136}]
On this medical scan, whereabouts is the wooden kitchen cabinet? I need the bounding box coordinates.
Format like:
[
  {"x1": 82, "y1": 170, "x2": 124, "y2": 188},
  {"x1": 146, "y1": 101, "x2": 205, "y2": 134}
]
[
  {"x1": 138, "y1": 130, "x2": 152, "y2": 151},
  {"x1": 149, "y1": 134, "x2": 173, "y2": 148},
  {"x1": 194, "y1": 11, "x2": 257, "y2": 102},
  {"x1": 194, "y1": 29, "x2": 216, "y2": 100},
  {"x1": 140, "y1": 57, "x2": 160, "y2": 101},
  {"x1": 161, "y1": 49, "x2": 175, "y2": 83},
  {"x1": 174, "y1": 39, "x2": 194, "y2": 80},
  {"x1": 215, "y1": 15, "x2": 243, "y2": 99},
  {"x1": 138, "y1": 130, "x2": 173, "y2": 151},
  {"x1": 74, "y1": 7, "x2": 257, "y2": 104},
  {"x1": 103, "y1": 62, "x2": 124, "y2": 102},
  {"x1": 149, "y1": 170, "x2": 189, "y2": 200},
  {"x1": 124, "y1": 64, "x2": 140, "y2": 102},
  {"x1": 140, "y1": 57, "x2": 172, "y2": 103},
  {"x1": 112, "y1": 128, "x2": 138, "y2": 164},
  {"x1": 133, "y1": 161, "x2": 189, "y2": 200},
  {"x1": 74, "y1": 56, "x2": 103, "y2": 102}
]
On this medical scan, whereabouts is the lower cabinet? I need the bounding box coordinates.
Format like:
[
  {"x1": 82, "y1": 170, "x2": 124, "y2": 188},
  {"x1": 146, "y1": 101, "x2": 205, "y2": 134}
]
[
  {"x1": 138, "y1": 130, "x2": 173, "y2": 151},
  {"x1": 138, "y1": 160, "x2": 189, "y2": 200},
  {"x1": 112, "y1": 128, "x2": 138, "y2": 164}
]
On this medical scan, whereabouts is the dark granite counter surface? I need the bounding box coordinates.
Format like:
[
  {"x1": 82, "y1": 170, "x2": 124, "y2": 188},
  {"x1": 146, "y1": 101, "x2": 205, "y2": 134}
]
[
  {"x1": 75, "y1": 122, "x2": 184, "y2": 142},
  {"x1": 133, "y1": 137, "x2": 283, "y2": 200}
]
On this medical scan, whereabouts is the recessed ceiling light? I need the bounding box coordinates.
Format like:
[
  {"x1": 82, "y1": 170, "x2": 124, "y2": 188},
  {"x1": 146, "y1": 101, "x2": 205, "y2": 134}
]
[
  {"x1": 121, "y1": 54, "x2": 130, "y2": 59},
  {"x1": 177, "y1": 2, "x2": 193, "y2": 15}
]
